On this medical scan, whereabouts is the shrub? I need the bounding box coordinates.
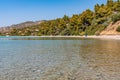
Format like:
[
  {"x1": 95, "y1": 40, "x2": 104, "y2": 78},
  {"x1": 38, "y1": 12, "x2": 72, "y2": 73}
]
[
  {"x1": 80, "y1": 32, "x2": 85, "y2": 36},
  {"x1": 95, "y1": 30, "x2": 101, "y2": 35},
  {"x1": 116, "y1": 26, "x2": 120, "y2": 32},
  {"x1": 112, "y1": 13, "x2": 120, "y2": 23}
]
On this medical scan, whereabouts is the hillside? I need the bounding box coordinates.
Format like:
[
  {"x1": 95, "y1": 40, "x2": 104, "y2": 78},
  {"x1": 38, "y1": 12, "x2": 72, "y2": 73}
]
[
  {"x1": 0, "y1": 20, "x2": 45, "y2": 35},
  {"x1": 0, "y1": 0, "x2": 120, "y2": 36},
  {"x1": 100, "y1": 21, "x2": 120, "y2": 35}
]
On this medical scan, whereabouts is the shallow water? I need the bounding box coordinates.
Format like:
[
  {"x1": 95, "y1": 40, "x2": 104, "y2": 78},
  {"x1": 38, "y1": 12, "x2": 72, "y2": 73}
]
[{"x1": 0, "y1": 36, "x2": 120, "y2": 80}]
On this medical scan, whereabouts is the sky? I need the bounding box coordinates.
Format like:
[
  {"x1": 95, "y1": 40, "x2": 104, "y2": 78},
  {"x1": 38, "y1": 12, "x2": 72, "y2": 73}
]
[{"x1": 0, "y1": 0, "x2": 106, "y2": 27}]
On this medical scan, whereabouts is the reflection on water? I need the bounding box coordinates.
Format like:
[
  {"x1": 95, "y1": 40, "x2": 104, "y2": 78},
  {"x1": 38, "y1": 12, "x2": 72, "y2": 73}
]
[
  {"x1": 0, "y1": 37, "x2": 120, "y2": 80},
  {"x1": 76, "y1": 40, "x2": 120, "y2": 80}
]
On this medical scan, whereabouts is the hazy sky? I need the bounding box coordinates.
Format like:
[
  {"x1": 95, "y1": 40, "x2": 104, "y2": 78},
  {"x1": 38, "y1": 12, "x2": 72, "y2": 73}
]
[{"x1": 0, "y1": 0, "x2": 106, "y2": 27}]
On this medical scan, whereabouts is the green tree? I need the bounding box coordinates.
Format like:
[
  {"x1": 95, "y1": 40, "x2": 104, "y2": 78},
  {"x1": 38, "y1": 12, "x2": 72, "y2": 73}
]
[
  {"x1": 80, "y1": 9, "x2": 94, "y2": 26},
  {"x1": 107, "y1": 0, "x2": 114, "y2": 7},
  {"x1": 112, "y1": 13, "x2": 120, "y2": 23}
]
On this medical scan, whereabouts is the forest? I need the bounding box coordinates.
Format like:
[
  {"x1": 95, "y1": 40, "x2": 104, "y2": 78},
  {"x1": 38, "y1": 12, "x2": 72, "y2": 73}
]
[{"x1": 2, "y1": 0, "x2": 120, "y2": 36}]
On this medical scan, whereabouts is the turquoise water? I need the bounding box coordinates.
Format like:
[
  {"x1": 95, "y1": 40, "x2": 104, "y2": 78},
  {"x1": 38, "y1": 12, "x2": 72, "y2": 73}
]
[{"x1": 0, "y1": 36, "x2": 120, "y2": 80}]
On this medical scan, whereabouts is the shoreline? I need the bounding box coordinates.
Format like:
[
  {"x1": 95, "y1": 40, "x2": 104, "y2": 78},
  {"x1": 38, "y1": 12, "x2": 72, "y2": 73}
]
[
  {"x1": 40, "y1": 35, "x2": 120, "y2": 40},
  {"x1": 1, "y1": 35, "x2": 120, "y2": 40},
  {"x1": 84, "y1": 35, "x2": 120, "y2": 40}
]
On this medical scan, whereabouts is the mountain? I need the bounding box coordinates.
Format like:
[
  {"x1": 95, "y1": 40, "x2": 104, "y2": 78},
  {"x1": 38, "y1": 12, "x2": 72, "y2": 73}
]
[{"x1": 0, "y1": 20, "x2": 45, "y2": 35}]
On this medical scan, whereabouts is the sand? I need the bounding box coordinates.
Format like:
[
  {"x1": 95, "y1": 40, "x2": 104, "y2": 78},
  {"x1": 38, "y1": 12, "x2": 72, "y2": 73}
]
[{"x1": 40, "y1": 35, "x2": 120, "y2": 40}]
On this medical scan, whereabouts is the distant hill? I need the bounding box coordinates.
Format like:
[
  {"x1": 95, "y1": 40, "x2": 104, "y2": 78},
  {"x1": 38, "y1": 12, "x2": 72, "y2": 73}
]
[{"x1": 0, "y1": 20, "x2": 46, "y2": 34}]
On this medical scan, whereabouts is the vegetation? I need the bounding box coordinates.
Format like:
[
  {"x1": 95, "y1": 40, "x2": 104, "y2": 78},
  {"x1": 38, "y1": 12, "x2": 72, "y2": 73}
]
[
  {"x1": 112, "y1": 13, "x2": 120, "y2": 23},
  {"x1": 2, "y1": 0, "x2": 120, "y2": 36},
  {"x1": 116, "y1": 26, "x2": 120, "y2": 32},
  {"x1": 0, "y1": 32, "x2": 2, "y2": 36}
]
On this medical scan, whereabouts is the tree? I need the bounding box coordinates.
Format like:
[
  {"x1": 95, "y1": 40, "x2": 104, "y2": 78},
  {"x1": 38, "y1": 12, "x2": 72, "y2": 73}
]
[
  {"x1": 94, "y1": 4, "x2": 100, "y2": 12},
  {"x1": 113, "y1": 1, "x2": 120, "y2": 12},
  {"x1": 112, "y1": 13, "x2": 120, "y2": 23},
  {"x1": 62, "y1": 15, "x2": 70, "y2": 23},
  {"x1": 70, "y1": 14, "x2": 79, "y2": 26},
  {"x1": 107, "y1": 0, "x2": 114, "y2": 7},
  {"x1": 80, "y1": 9, "x2": 94, "y2": 26}
]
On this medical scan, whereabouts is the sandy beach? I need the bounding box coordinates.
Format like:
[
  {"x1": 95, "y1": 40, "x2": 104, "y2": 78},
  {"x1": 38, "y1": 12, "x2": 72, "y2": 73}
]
[
  {"x1": 40, "y1": 35, "x2": 120, "y2": 40},
  {"x1": 85, "y1": 35, "x2": 120, "y2": 40},
  {"x1": 0, "y1": 35, "x2": 120, "y2": 40}
]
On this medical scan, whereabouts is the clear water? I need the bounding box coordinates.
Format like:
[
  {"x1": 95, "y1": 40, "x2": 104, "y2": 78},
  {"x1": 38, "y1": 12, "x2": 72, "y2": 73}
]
[{"x1": 0, "y1": 36, "x2": 120, "y2": 80}]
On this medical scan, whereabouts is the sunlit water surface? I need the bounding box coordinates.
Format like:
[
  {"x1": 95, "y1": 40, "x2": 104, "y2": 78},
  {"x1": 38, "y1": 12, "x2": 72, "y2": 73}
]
[{"x1": 0, "y1": 36, "x2": 120, "y2": 80}]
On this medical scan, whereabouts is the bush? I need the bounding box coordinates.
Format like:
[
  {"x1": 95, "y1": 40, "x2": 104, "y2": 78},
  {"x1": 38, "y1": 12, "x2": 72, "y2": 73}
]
[
  {"x1": 112, "y1": 13, "x2": 120, "y2": 23},
  {"x1": 80, "y1": 32, "x2": 85, "y2": 36},
  {"x1": 116, "y1": 26, "x2": 120, "y2": 32},
  {"x1": 95, "y1": 30, "x2": 101, "y2": 35}
]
